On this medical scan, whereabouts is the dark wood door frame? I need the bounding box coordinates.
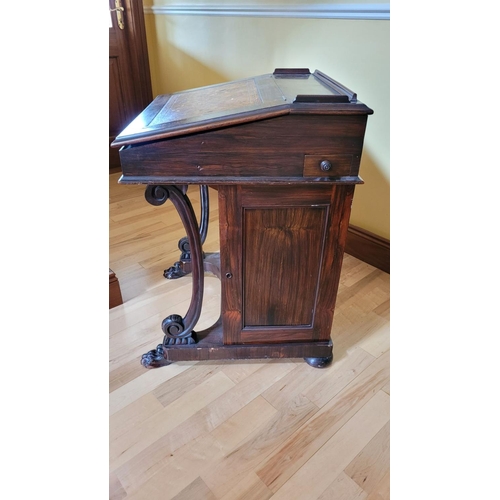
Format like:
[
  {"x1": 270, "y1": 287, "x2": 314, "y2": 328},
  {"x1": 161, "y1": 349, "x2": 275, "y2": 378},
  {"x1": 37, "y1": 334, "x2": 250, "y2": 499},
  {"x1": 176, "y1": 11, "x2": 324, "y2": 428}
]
[
  {"x1": 120, "y1": 0, "x2": 152, "y2": 109},
  {"x1": 109, "y1": 0, "x2": 152, "y2": 171}
]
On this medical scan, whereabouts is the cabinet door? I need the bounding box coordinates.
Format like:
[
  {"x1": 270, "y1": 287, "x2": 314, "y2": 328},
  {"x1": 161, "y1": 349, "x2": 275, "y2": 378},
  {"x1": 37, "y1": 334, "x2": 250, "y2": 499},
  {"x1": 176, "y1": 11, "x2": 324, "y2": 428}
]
[{"x1": 218, "y1": 184, "x2": 354, "y2": 345}]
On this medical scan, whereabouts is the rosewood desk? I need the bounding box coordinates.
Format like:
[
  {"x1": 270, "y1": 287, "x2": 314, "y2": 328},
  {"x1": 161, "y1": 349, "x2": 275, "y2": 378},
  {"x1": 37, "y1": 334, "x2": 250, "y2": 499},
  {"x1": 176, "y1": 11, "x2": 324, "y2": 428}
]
[{"x1": 112, "y1": 69, "x2": 373, "y2": 369}]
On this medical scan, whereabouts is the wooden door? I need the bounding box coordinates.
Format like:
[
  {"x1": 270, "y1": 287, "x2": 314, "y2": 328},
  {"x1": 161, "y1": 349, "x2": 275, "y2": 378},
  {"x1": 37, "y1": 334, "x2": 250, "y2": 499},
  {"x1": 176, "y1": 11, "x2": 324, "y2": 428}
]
[
  {"x1": 219, "y1": 184, "x2": 355, "y2": 345},
  {"x1": 109, "y1": 0, "x2": 153, "y2": 170}
]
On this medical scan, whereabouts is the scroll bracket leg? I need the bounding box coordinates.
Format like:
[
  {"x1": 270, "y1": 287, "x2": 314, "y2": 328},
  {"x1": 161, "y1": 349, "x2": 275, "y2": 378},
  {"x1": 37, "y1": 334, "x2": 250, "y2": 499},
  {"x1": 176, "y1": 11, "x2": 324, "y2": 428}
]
[
  {"x1": 164, "y1": 185, "x2": 209, "y2": 280},
  {"x1": 142, "y1": 184, "x2": 205, "y2": 367}
]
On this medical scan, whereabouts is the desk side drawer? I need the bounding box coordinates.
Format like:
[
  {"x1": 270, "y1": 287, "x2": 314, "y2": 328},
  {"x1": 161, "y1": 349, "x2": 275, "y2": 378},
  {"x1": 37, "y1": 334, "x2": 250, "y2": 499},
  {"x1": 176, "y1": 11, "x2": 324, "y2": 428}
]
[
  {"x1": 303, "y1": 154, "x2": 353, "y2": 177},
  {"x1": 119, "y1": 114, "x2": 366, "y2": 181}
]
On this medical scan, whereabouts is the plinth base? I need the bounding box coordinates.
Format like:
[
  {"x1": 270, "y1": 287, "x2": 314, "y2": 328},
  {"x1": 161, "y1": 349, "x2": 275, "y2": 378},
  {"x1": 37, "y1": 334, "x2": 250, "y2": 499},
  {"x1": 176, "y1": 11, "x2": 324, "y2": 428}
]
[{"x1": 141, "y1": 320, "x2": 333, "y2": 368}]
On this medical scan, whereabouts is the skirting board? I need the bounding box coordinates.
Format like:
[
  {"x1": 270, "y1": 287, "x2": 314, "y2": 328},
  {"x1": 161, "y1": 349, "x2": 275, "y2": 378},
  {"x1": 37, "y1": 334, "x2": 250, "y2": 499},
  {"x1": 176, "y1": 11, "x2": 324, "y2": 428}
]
[{"x1": 345, "y1": 224, "x2": 390, "y2": 274}]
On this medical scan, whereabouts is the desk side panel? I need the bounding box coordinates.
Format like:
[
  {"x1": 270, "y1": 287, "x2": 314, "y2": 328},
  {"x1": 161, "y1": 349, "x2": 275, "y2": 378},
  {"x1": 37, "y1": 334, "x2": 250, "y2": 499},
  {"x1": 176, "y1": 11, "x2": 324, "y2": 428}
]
[{"x1": 218, "y1": 185, "x2": 243, "y2": 343}]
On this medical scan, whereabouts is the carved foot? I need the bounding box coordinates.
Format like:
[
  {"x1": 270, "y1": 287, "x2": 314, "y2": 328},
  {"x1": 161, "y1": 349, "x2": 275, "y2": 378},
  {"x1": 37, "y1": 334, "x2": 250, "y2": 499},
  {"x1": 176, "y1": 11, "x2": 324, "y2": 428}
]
[
  {"x1": 163, "y1": 335, "x2": 197, "y2": 346},
  {"x1": 141, "y1": 345, "x2": 172, "y2": 368},
  {"x1": 163, "y1": 261, "x2": 189, "y2": 280},
  {"x1": 164, "y1": 237, "x2": 199, "y2": 279},
  {"x1": 304, "y1": 356, "x2": 333, "y2": 369},
  {"x1": 163, "y1": 183, "x2": 209, "y2": 282}
]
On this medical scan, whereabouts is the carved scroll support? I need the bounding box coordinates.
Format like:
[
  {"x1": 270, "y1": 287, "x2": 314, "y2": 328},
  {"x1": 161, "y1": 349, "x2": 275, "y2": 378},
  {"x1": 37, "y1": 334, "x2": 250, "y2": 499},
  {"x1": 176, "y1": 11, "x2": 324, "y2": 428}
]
[
  {"x1": 141, "y1": 185, "x2": 205, "y2": 368},
  {"x1": 164, "y1": 185, "x2": 210, "y2": 280}
]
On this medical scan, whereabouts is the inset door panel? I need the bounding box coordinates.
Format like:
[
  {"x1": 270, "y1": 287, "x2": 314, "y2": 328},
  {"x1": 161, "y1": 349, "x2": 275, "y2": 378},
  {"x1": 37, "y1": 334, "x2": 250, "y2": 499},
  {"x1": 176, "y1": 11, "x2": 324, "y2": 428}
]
[
  {"x1": 219, "y1": 184, "x2": 354, "y2": 345},
  {"x1": 243, "y1": 206, "x2": 328, "y2": 327}
]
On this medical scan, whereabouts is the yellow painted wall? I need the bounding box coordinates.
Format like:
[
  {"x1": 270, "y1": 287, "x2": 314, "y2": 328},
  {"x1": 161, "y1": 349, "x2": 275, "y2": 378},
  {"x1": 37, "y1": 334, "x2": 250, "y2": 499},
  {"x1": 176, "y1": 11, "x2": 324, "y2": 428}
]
[{"x1": 143, "y1": 3, "x2": 389, "y2": 239}]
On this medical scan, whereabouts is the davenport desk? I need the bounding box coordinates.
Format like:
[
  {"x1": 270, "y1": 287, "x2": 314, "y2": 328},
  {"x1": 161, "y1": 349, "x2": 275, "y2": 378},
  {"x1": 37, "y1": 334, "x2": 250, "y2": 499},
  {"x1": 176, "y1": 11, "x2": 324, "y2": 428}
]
[{"x1": 112, "y1": 69, "x2": 373, "y2": 369}]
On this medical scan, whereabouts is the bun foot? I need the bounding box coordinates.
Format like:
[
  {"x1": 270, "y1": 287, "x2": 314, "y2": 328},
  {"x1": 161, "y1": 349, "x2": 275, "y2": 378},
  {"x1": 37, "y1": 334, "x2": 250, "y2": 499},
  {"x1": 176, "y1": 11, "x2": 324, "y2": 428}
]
[{"x1": 304, "y1": 355, "x2": 333, "y2": 368}]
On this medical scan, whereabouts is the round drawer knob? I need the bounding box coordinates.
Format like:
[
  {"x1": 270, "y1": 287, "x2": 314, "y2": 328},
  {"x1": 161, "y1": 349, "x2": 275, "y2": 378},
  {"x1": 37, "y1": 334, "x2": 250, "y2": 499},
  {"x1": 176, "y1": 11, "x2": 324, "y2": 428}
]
[{"x1": 320, "y1": 160, "x2": 332, "y2": 172}]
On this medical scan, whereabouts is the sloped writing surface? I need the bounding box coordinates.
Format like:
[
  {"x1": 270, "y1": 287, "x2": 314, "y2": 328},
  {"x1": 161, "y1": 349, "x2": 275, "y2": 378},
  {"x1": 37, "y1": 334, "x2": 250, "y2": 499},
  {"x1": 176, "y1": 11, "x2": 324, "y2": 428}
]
[
  {"x1": 148, "y1": 77, "x2": 280, "y2": 128},
  {"x1": 112, "y1": 75, "x2": 289, "y2": 145},
  {"x1": 112, "y1": 69, "x2": 369, "y2": 147},
  {"x1": 148, "y1": 80, "x2": 260, "y2": 126}
]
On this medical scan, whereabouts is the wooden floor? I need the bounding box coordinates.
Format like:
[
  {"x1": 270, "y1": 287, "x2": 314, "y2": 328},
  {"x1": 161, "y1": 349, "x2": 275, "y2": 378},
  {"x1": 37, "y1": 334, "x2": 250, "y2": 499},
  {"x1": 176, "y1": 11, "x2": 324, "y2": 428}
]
[{"x1": 109, "y1": 172, "x2": 390, "y2": 500}]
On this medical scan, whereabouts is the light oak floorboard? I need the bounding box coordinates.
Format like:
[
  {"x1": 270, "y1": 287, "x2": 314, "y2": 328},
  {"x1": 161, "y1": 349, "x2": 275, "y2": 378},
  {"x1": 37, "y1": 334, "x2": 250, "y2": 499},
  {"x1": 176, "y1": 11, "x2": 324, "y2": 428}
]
[
  {"x1": 109, "y1": 174, "x2": 390, "y2": 499},
  {"x1": 115, "y1": 368, "x2": 290, "y2": 494},
  {"x1": 219, "y1": 472, "x2": 273, "y2": 500},
  {"x1": 268, "y1": 391, "x2": 390, "y2": 500},
  {"x1": 302, "y1": 347, "x2": 376, "y2": 408},
  {"x1": 110, "y1": 472, "x2": 127, "y2": 500},
  {"x1": 366, "y1": 471, "x2": 390, "y2": 500},
  {"x1": 170, "y1": 477, "x2": 217, "y2": 500},
  {"x1": 110, "y1": 371, "x2": 236, "y2": 471},
  {"x1": 201, "y1": 394, "x2": 319, "y2": 498},
  {"x1": 317, "y1": 472, "x2": 367, "y2": 500},
  {"x1": 345, "y1": 421, "x2": 390, "y2": 495},
  {"x1": 256, "y1": 351, "x2": 390, "y2": 492},
  {"x1": 119, "y1": 396, "x2": 277, "y2": 499},
  {"x1": 109, "y1": 361, "x2": 196, "y2": 416}
]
